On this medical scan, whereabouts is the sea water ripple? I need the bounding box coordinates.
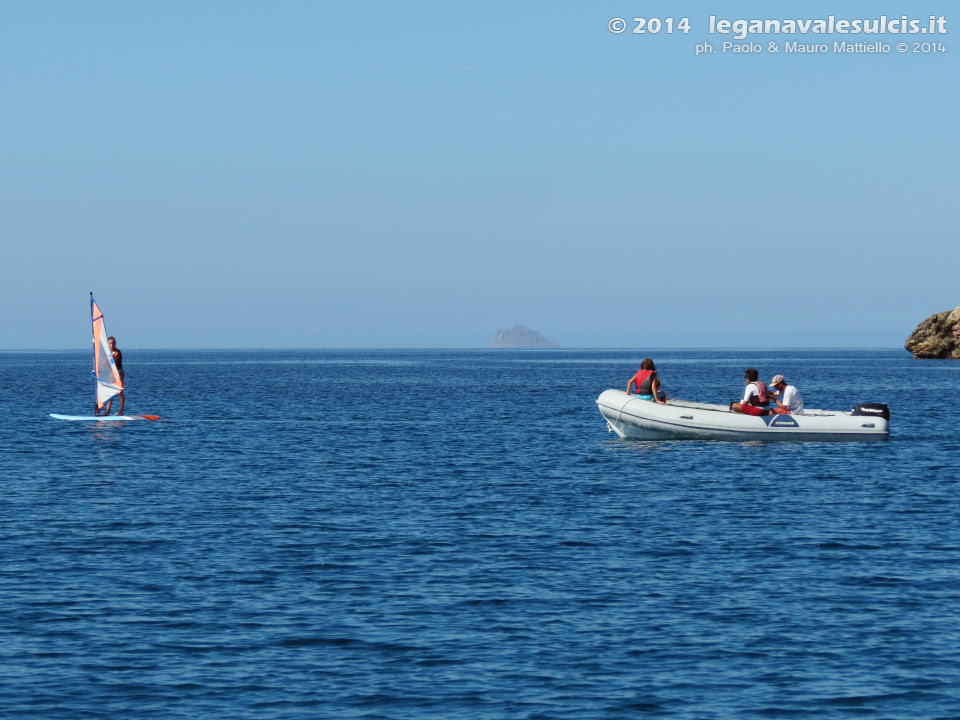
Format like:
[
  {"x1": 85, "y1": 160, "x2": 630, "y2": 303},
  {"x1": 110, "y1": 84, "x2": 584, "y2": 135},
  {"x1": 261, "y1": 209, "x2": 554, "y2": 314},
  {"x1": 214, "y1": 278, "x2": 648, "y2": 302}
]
[{"x1": 1, "y1": 349, "x2": 959, "y2": 718}]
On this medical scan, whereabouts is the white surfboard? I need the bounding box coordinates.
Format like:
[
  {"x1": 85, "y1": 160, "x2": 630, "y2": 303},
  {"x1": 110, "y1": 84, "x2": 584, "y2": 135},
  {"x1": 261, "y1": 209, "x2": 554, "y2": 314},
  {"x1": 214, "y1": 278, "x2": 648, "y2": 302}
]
[{"x1": 49, "y1": 414, "x2": 161, "y2": 422}]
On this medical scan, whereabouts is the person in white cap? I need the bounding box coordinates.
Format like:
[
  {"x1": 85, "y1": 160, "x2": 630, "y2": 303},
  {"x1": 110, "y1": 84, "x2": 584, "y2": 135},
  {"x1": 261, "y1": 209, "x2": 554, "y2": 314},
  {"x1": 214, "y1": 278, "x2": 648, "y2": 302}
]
[{"x1": 769, "y1": 375, "x2": 803, "y2": 415}]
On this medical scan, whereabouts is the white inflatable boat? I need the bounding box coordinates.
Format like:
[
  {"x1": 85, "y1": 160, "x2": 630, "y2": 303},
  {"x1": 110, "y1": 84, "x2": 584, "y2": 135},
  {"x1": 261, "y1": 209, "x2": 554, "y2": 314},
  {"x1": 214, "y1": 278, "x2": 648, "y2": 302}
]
[{"x1": 597, "y1": 389, "x2": 890, "y2": 441}]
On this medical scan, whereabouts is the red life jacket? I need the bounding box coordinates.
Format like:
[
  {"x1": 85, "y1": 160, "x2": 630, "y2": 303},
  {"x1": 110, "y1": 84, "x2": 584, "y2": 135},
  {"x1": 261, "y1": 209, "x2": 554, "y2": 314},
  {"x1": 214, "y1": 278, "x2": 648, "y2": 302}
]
[
  {"x1": 748, "y1": 380, "x2": 769, "y2": 406},
  {"x1": 633, "y1": 369, "x2": 655, "y2": 395}
]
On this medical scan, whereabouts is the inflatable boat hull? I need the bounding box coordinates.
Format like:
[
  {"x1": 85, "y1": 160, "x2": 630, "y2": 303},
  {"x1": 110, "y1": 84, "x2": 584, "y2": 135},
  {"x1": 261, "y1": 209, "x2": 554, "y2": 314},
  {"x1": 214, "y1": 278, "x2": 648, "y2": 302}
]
[{"x1": 597, "y1": 390, "x2": 889, "y2": 442}]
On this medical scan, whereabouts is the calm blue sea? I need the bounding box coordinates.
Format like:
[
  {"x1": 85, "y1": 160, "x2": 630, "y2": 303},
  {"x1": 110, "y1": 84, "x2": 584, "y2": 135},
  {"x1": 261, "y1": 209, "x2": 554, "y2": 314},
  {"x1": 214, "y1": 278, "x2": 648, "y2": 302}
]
[{"x1": 2, "y1": 349, "x2": 959, "y2": 719}]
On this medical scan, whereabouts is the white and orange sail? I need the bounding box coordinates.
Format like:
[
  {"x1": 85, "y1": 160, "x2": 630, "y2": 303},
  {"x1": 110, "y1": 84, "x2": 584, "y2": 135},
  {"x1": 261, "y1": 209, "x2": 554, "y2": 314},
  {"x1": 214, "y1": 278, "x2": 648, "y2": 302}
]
[{"x1": 91, "y1": 292, "x2": 123, "y2": 411}]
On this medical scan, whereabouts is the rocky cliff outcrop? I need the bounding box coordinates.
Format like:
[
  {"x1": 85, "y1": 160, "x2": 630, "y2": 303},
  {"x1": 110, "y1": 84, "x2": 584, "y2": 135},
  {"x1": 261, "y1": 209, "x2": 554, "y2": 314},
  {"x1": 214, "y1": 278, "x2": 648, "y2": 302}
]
[
  {"x1": 489, "y1": 326, "x2": 558, "y2": 349},
  {"x1": 905, "y1": 306, "x2": 960, "y2": 358}
]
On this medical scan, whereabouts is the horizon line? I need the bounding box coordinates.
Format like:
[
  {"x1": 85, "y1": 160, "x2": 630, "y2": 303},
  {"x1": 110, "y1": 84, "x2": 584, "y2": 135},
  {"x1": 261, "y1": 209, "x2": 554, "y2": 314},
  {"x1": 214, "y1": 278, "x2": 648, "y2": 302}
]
[{"x1": 0, "y1": 345, "x2": 909, "y2": 353}]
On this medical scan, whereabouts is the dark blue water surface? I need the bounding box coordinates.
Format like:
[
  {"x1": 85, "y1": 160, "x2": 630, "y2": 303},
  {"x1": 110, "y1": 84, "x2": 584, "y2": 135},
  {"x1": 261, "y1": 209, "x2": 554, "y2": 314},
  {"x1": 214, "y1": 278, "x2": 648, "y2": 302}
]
[{"x1": 2, "y1": 349, "x2": 959, "y2": 719}]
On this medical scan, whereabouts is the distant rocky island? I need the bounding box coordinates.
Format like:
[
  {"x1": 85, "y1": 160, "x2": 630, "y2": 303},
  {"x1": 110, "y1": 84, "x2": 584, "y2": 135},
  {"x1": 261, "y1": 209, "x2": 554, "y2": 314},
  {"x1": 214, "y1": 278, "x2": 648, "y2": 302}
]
[
  {"x1": 905, "y1": 306, "x2": 960, "y2": 358},
  {"x1": 489, "y1": 325, "x2": 558, "y2": 349}
]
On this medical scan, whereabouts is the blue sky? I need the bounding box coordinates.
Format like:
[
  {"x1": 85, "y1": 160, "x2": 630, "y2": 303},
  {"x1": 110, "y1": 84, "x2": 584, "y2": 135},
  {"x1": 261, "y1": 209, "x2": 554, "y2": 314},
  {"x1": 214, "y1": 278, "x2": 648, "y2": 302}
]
[{"x1": 2, "y1": 1, "x2": 956, "y2": 348}]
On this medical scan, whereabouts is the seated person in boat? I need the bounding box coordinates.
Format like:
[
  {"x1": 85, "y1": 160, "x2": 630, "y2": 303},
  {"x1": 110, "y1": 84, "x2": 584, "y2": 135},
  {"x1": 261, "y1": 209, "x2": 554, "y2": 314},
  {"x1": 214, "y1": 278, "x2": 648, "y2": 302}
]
[
  {"x1": 768, "y1": 374, "x2": 804, "y2": 415},
  {"x1": 730, "y1": 368, "x2": 770, "y2": 416},
  {"x1": 626, "y1": 358, "x2": 666, "y2": 404}
]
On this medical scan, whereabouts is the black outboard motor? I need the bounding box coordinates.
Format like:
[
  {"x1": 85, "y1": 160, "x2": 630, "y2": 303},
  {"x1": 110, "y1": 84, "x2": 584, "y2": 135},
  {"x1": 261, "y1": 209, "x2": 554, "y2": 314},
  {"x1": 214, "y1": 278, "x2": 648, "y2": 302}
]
[{"x1": 851, "y1": 403, "x2": 891, "y2": 421}]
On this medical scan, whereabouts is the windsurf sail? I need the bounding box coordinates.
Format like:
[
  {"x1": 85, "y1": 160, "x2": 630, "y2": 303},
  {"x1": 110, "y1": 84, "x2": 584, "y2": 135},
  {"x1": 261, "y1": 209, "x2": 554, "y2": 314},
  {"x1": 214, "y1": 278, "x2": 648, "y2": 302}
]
[{"x1": 90, "y1": 292, "x2": 123, "y2": 411}]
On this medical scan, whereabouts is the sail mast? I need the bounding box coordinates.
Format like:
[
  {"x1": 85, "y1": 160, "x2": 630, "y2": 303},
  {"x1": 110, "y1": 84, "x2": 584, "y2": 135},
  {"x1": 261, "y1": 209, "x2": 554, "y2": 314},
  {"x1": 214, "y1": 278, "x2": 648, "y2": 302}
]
[{"x1": 90, "y1": 293, "x2": 123, "y2": 410}]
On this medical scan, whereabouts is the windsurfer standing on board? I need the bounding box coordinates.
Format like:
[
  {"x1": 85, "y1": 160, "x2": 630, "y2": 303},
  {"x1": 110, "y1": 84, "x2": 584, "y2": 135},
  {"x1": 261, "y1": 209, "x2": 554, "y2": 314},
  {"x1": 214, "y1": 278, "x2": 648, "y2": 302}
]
[{"x1": 101, "y1": 336, "x2": 125, "y2": 416}]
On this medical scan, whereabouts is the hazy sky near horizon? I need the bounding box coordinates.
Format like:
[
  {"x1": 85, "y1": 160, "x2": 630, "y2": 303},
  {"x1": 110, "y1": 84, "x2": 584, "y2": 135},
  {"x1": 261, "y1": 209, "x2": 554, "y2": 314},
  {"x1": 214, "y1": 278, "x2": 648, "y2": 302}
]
[{"x1": 2, "y1": 1, "x2": 957, "y2": 348}]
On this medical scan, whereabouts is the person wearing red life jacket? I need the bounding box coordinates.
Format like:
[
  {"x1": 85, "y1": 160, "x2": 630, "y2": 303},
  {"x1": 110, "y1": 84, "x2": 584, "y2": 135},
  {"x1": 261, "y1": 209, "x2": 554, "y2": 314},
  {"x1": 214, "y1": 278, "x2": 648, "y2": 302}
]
[
  {"x1": 730, "y1": 367, "x2": 770, "y2": 416},
  {"x1": 626, "y1": 358, "x2": 666, "y2": 404}
]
